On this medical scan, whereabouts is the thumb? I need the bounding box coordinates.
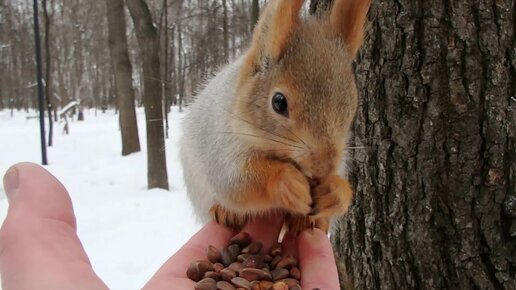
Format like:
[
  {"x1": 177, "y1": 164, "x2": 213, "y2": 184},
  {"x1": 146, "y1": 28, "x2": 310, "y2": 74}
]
[{"x1": 0, "y1": 163, "x2": 108, "y2": 290}]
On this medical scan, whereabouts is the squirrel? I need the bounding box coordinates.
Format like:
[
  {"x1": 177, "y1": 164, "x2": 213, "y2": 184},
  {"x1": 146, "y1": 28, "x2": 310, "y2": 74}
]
[{"x1": 180, "y1": 0, "x2": 370, "y2": 235}]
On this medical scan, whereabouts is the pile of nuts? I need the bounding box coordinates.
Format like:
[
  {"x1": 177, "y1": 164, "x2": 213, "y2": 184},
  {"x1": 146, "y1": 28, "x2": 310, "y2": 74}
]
[{"x1": 187, "y1": 232, "x2": 302, "y2": 290}]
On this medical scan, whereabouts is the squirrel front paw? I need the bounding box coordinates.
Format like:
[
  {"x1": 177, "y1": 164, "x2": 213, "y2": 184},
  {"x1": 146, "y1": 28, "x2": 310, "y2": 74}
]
[
  {"x1": 311, "y1": 175, "x2": 353, "y2": 219},
  {"x1": 268, "y1": 164, "x2": 312, "y2": 214},
  {"x1": 286, "y1": 214, "x2": 331, "y2": 236}
]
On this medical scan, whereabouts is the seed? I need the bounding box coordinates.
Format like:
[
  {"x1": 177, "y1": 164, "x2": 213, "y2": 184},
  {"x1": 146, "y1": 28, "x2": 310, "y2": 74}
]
[
  {"x1": 228, "y1": 244, "x2": 241, "y2": 257},
  {"x1": 262, "y1": 254, "x2": 272, "y2": 263},
  {"x1": 242, "y1": 242, "x2": 263, "y2": 254},
  {"x1": 271, "y1": 281, "x2": 288, "y2": 290},
  {"x1": 270, "y1": 256, "x2": 282, "y2": 269},
  {"x1": 187, "y1": 233, "x2": 302, "y2": 289},
  {"x1": 228, "y1": 262, "x2": 244, "y2": 273},
  {"x1": 204, "y1": 271, "x2": 221, "y2": 281},
  {"x1": 216, "y1": 280, "x2": 236, "y2": 290},
  {"x1": 269, "y1": 243, "x2": 282, "y2": 256},
  {"x1": 237, "y1": 254, "x2": 250, "y2": 262},
  {"x1": 231, "y1": 277, "x2": 251, "y2": 289},
  {"x1": 280, "y1": 278, "x2": 300, "y2": 288},
  {"x1": 188, "y1": 261, "x2": 215, "y2": 282},
  {"x1": 239, "y1": 268, "x2": 266, "y2": 281},
  {"x1": 242, "y1": 255, "x2": 266, "y2": 269},
  {"x1": 271, "y1": 268, "x2": 289, "y2": 281},
  {"x1": 261, "y1": 268, "x2": 273, "y2": 281},
  {"x1": 221, "y1": 247, "x2": 236, "y2": 266},
  {"x1": 275, "y1": 256, "x2": 297, "y2": 270},
  {"x1": 259, "y1": 281, "x2": 274, "y2": 289},
  {"x1": 207, "y1": 245, "x2": 222, "y2": 263},
  {"x1": 195, "y1": 277, "x2": 217, "y2": 290},
  {"x1": 290, "y1": 267, "x2": 301, "y2": 280},
  {"x1": 220, "y1": 268, "x2": 237, "y2": 282},
  {"x1": 214, "y1": 263, "x2": 225, "y2": 272},
  {"x1": 230, "y1": 232, "x2": 252, "y2": 247}
]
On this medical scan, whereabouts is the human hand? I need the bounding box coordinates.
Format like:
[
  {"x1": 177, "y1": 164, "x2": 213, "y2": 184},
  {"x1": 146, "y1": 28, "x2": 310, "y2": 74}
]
[{"x1": 0, "y1": 163, "x2": 340, "y2": 289}]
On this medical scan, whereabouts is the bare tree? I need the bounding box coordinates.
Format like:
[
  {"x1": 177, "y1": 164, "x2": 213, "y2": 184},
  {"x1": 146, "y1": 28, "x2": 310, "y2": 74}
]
[
  {"x1": 42, "y1": 0, "x2": 53, "y2": 146},
  {"x1": 106, "y1": 0, "x2": 141, "y2": 156},
  {"x1": 222, "y1": 0, "x2": 229, "y2": 62},
  {"x1": 311, "y1": 1, "x2": 516, "y2": 289},
  {"x1": 250, "y1": 0, "x2": 259, "y2": 30},
  {"x1": 126, "y1": 0, "x2": 169, "y2": 190}
]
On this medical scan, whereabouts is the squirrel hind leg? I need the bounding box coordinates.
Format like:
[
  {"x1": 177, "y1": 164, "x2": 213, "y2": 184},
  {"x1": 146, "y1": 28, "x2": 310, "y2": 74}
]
[
  {"x1": 287, "y1": 214, "x2": 330, "y2": 236},
  {"x1": 210, "y1": 204, "x2": 249, "y2": 232}
]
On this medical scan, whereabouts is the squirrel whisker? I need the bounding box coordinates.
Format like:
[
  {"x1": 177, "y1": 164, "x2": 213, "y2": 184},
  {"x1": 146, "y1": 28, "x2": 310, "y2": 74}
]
[{"x1": 216, "y1": 131, "x2": 304, "y2": 150}]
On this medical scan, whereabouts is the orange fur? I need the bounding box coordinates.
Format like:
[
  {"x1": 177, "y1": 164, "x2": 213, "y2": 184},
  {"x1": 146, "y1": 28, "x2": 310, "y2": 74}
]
[
  {"x1": 312, "y1": 175, "x2": 353, "y2": 219},
  {"x1": 210, "y1": 204, "x2": 249, "y2": 231},
  {"x1": 268, "y1": 0, "x2": 305, "y2": 59},
  {"x1": 330, "y1": 0, "x2": 371, "y2": 57},
  {"x1": 233, "y1": 156, "x2": 312, "y2": 214},
  {"x1": 242, "y1": 0, "x2": 305, "y2": 77},
  {"x1": 208, "y1": 156, "x2": 313, "y2": 230}
]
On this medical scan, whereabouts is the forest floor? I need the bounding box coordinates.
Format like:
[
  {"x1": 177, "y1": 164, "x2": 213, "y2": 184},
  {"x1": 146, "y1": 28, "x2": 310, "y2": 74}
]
[{"x1": 0, "y1": 107, "x2": 201, "y2": 289}]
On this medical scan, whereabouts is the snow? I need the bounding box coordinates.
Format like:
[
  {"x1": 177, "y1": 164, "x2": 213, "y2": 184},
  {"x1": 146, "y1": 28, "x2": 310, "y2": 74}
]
[
  {"x1": 0, "y1": 107, "x2": 202, "y2": 289},
  {"x1": 57, "y1": 100, "x2": 78, "y2": 115}
]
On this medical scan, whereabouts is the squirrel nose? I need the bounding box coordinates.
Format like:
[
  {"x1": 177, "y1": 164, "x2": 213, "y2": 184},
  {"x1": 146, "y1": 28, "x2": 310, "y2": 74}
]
[{"x1": 310, "y1": 148, "x2": 337, "y2": 178}]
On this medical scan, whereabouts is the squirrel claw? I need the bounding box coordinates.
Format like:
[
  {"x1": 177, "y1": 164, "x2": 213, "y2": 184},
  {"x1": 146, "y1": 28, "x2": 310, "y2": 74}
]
[{"x1": 311, "y1": 175, "x2": 353, "y2": 219}]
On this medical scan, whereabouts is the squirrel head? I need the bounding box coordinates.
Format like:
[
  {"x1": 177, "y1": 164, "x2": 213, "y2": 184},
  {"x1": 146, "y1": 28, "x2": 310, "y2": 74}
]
[{"x1": 231, "y1": 0, "x2": 370, "y2": 179}]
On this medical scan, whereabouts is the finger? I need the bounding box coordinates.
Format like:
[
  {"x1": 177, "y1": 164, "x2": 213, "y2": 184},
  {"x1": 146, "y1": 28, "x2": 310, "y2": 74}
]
[
  {"x1": 0, "y1": 163, "x2": 108, "y2": 290},
  {"x1": 298, "y1": 229, "x2": 339, "y2": 290},
  {"x1": 241, "y1": 211, "x2": 285, "y2": 252},
  {"x1": 143, "y1": 221, "x2": 235, "y2": 289}
]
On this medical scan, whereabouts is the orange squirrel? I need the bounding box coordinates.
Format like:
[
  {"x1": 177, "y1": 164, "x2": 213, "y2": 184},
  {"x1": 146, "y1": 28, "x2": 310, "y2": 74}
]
[{"x1": 180, "y1": 0, "x2": 371, "y2": 234}]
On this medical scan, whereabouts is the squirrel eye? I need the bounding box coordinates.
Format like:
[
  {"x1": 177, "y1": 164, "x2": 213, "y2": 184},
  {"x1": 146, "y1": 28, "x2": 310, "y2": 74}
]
[{"x1": 272, "y1": 92, "x2": 289, "y2": 117}]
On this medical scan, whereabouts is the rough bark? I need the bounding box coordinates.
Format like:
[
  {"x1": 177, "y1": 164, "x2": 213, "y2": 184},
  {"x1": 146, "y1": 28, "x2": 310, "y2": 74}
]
[
  {"x1": 106, "y1": 0, "x2": 141, "y2": 156},
  {"x1": 126, "y1": 0, "x2": 169, "y2": 190},
  {"x1": 311, "y1": 0, "x2": 515, "y2": 289}
]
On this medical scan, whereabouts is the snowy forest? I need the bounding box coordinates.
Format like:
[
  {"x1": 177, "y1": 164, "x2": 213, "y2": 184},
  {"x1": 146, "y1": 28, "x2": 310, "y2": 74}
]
[
  {"x1": 0, "y1": 0, "x2": 515, "y2": 289},
  {"x1": 0, "y1": 0, "x2": 259, "y2": 112}
]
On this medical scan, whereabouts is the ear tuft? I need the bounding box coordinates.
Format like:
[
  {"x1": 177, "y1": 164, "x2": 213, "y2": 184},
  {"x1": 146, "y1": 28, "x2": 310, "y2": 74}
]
[
  {"x1": 267, "y1": 0, "x2": 305, "y2": 59},
  {"x1": 330, "y1": 0, "x2": 371, "y2": 58},
  {"x1": 245, "y1": 0, "x2": 305, "y2": 72}
]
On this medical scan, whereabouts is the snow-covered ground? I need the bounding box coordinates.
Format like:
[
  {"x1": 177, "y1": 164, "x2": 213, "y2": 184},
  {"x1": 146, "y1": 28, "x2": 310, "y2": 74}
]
[{"x1": 0, "y1": 107, "x2": 201, "y2": 289}]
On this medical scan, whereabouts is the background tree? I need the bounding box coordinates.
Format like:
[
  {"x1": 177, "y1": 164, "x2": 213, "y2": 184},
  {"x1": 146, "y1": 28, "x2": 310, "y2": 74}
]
[
  {"x1": 250, "y1": 0, "x2": 259, "y2": 30},
  {"x1": 106, "y1": 0, "x2": 141, "y2": 156},
  {"x1": 310, "y1": 0, "x2": 515, "y2": 289},
  {"x1": 126, "y1": 0, "x2": 169, "y2": 190},
  {"x1": 42, "y1": 0, "x2": 54, "y2": 146}
]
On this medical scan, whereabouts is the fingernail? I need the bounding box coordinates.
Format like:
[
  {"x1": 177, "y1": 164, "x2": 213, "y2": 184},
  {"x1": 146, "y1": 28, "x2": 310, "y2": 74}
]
[{"x1": 3, "y1": 166, "x2": 19, "y2": 202}]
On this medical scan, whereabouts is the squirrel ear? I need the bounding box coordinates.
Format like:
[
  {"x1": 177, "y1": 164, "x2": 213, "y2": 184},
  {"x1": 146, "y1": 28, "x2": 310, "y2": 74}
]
[
  {"x1": 330, "y1": 0, "x2": 371, "y2": 58},
  {"x1": 246, "y1": 0, "x2": 305, "y2": 69}
]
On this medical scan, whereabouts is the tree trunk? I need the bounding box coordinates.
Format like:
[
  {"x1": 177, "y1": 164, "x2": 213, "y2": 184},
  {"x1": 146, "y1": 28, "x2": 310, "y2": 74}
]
[
  {"x1": 176, "y1": 0, "x2": 184, "y2": 112},
  {"x1": 42, "y1": 0, "x2": 53, "y2": 147},
  {"x1": 126, "y1": 0, "x2": 169, "y2": 190},
  {"x1": 159, "y1": 0, "x2": 170, "y2": 139},
  {"x1": 250, "y1": 0, "x2": 259, "y2": 32},
  {"x1": 106, "y1": 0, "x2": 141, "y2": 156},
  {"x1": 222, "y1": 0, "x2": 229, "y2": 62},
  {"x1": 306, "y1": 0, "x2": 516, "y2": 289}
]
